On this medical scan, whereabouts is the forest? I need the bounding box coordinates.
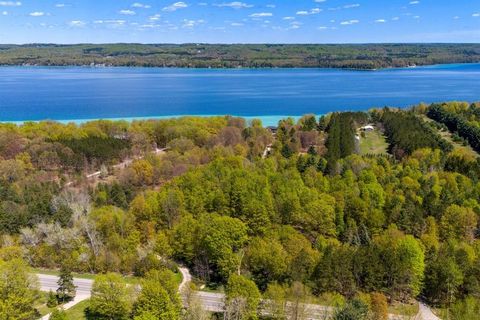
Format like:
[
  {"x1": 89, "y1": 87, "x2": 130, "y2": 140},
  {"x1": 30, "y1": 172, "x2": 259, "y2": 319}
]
[
  {"x1": 0, "y1": 43, "x2": 480, "y2": 69},
  {"x1": 1, "y1": 104, "x2": 480, "y2": 320}
]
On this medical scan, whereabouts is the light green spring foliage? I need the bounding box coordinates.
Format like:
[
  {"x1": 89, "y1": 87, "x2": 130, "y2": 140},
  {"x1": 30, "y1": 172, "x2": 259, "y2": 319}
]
[
  {"x1": 0, "y1": 258, "x2": 39, "y2": 320},
  {"x1": 226, "y1": 274, "x2": 261, "y2": 320},
  {"x1": 1, "y1": 106, "x2": 480, "y2": 314},
  {"x1": 133, "y1": 269, "x2": 182, "y2": 320},
  {"x1": 49, "y1": 308, "x2": 68, "y2": 320},
  {"x1": 89, "y1": 273, "x2": 133, "y2": 320}
]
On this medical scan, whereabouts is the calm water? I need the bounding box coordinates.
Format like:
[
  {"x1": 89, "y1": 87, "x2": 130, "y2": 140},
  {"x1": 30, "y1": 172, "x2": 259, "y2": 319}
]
[{"x1": 1, "y1": 64, "x2": 479, "y2": 125}]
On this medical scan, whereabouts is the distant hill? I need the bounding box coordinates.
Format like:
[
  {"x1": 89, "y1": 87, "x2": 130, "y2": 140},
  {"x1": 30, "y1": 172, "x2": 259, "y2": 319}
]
[{"x1": 0, "y1": 43, "x2": 479, "y2": 69}]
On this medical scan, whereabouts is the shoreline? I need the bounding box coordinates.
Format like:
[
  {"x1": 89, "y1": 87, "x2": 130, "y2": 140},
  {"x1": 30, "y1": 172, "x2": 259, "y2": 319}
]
[
  {"x1": 0, "y1": 115, "x2": 305, "y2": 127},
  {"x1": 1, "y1": 62, "x2": 479, "y2": 72}
]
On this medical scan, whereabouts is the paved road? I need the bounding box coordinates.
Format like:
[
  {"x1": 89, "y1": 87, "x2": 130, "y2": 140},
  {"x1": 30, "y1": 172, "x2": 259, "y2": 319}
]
[
  {"x1": 38, "y1": 274, "x2": 93, "y2": 320},
  {"x1": 37, "y1": 269, "x2": 440, "y2": 320}
]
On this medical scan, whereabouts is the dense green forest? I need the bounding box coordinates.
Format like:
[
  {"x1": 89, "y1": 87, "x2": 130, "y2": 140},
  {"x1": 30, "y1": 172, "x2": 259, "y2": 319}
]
[
  {"x1": 0, "y1": 43, "x2": 480, "y2": 69},
  {"x1": 1, "y1": 104, "x2": 480, "y2": 320}
]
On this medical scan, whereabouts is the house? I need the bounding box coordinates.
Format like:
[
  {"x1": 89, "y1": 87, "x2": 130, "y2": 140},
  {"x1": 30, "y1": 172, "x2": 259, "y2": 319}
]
[
  {"x1": 360, "y1": 125, "x2": 375, "y2": 132},
  {"x1": 267, "y1": 126, "x2": 278, "y2": 134}
]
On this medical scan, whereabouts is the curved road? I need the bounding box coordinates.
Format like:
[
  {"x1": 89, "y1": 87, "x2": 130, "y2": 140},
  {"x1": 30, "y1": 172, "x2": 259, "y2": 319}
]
[{"x1": 37, "y1": 268, "x2": 441, "y2": 320}]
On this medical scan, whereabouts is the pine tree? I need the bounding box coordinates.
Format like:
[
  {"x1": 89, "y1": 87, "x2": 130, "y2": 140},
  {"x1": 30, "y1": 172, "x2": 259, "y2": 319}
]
[
  {"x1": 47, "y1": 290, "x2": 58, "y2": 308},
  {"x1": 56, "y1": 265, "x2": 76, "y2": 304}
]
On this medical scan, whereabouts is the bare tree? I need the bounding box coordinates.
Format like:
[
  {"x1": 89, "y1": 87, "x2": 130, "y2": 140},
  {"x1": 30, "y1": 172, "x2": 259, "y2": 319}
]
[{"x1": 224, "y1": 297, "x2": 248, "y2": 320}]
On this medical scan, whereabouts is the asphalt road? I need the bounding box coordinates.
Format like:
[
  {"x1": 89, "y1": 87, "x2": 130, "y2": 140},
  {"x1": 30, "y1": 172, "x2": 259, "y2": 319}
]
[
  {"x1": 37, "y1": 270, "x2": 440, "y2": 320},
  {"x1": 38, "y1": 274, "x2": 93, "y2": 320}
]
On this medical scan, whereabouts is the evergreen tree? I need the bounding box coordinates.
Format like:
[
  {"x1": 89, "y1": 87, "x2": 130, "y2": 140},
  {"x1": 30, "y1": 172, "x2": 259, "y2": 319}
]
[
  {"x1": 47, "y1": 290, "x2": 58, "y2": 308},
  {"x1": 56, "y1": 265, "x2": 76, "y2": 304}
]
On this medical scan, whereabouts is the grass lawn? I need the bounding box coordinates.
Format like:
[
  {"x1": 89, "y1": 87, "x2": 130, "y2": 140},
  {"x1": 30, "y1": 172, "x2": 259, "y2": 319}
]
[
  {"x1": 359, "y1": 130, "x2": 389, "y2": 155},
  {"x1": 33, "y1": 268, "x2": 97, "y2": 280},
  {"x1": 64, "y1": 299, "x2": 90, "y2": 320},
  {"x1": 34, "y1": 292, "x2": 51, "y2": 317},
  {"x1": 33, "y1": 268, "x2": 141, "y2": 285}
]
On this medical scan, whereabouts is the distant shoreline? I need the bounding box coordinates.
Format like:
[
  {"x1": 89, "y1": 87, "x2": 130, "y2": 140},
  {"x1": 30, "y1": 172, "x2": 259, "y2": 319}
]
[
  {"x1": 1, "y1": 62, "x2": 478, "y2": 73},
  {"x1": 1, "y1": 115, "x2": 304, "y2": 127},
  {"x1": 1, "y1": 43, "x2": 479, "y2": 70}
]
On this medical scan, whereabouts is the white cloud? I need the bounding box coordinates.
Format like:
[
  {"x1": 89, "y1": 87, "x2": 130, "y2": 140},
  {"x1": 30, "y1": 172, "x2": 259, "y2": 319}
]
[
  {"x1": 69, "y1": 20, "x2": 86, "y2": 27},
  {"x1": 375, "y1": 19, "x2": 386, "y2": 23},
  {"x1": 409, "y1": 1, "x2": 420, "y2": 4},
  {"x1": 340, "y1": 19, "x2": 359, "y2": 25},
  {"x1": 283, "y1": 16, "x2": 295, "y2": 20},
  {"x1": 55, "y1": 3, "x2": 68, "y2": 8},
  {"x1": 473, "y1": 13, "x2": 480, "y2": 17},
  {"x1": 214, "y1": 2, "x2": 253, "y2": 9},
  {"x1": 249, "y1": 12, "x2": 272, "y2": 18},
  {"x1": 343, "y1": 4, "x2": 360, "y2": 9},
  {"x1": 392, "y1": 17, "x2": 400, "y2": 21},
  {"x1": 119, "y1": 9, "x2": 136, "y2": 15},
  {"x1": 315, "y1": 0, "x2": 326, "y2": 2},
  {"x1": 132, "y1": 3, "x2": 151, "y2": 9},
  {"x1": 266, "y1": 4, "x2": 275, "y2": 8},
  {"x1": 1, "y1": 10, "x2": 7, "y2": 15},
  {"x1": 182, "y1": 18, "x2": 204, "y2": 28},
  {"x1": 163, "y1": 2, "x2": 188, "y2": 12},
  {"x1": 453, "y1": 16, "x2": 460, "y2": 19},
  {"x1": 230, "y1": 22, "x2": 244, "y2": 26},
  {"x1": 29, "y1": 11, "x2": 45, "y2": 16},
  {"x1": 296, "y1": 8, "x2": 322, "y2": 15},
  {"x1": 0, "y1": 1, "x2": 21, "y2": 6},
  {"x1": 413, "y1": 15, "x2": 420, "y2": 19},
  {"x1": 317, "y1": 26, "x2": 328, "y2": 30},
  {"x1": 149, "y1": 13, "x2": 161, "y2": 21}
]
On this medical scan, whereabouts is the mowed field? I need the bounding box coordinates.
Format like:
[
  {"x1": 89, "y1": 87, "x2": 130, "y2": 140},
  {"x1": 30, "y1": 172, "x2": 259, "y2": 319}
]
[{"x1": 359, "y1": 130, "x2": 389, "y2": 155}]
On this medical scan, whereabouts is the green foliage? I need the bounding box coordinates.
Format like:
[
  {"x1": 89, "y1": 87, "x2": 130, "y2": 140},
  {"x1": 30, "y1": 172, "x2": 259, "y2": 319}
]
[
  {"x1": 88, "y1": 273, "x2": 132, "y2": 320},
  {"x1": 56, "y1": 265, "x2": 77, "y2": 304},
  {"x1": 381, "y1": 108, "x2": 452, "y2": 158},
  {"x1": 428, "y1": 103, "x2": 480, "y2": 153},
  {"x1": 50, "y1": 308, "x2": 68, "y2": 320},
  {"x1": 225, "y1": 274, "x2": 261, "y2": 320},
  {"x1": 132, "y1": 270, "x2": 181, "y2": 320},
  {"x1": 0, "y1": 259, "x2": 39, "y2": 320},
  {"x1": 57, "y1": 136, "x2": 130, "y2": 165},
  {"x1": 47, "y1": 290, "x2": 58, "y2": 308},
  {"x1": 1, "y1": 44, "x2": 480, "y2": 69},
  {"x1": 333, "y1": 299, "x2": 369, "y2": 320},
  {"x1": 2, "y1": 109, "x2": 480, "y2": 311},
  {"x1": 326, "y1": 112, "x2": 363, "y2": 170}
]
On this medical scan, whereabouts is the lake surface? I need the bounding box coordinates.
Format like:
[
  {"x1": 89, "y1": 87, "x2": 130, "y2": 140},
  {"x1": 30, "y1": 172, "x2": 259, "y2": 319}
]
[{"x1": 1, "y1": 64, "x2": 479, "y2": 126}]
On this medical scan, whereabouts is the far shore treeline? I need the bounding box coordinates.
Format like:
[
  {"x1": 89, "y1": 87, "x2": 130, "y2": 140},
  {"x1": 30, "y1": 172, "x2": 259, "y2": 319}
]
[{"x1": 0, "y1": 43, "x2": 480, "y2": 69}]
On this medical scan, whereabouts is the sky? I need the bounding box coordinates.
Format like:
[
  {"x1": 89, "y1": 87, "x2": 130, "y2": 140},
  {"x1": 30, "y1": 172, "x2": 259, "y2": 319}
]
[{"x1": 0, "y1": 0, "x2": 479, "y2": 44}]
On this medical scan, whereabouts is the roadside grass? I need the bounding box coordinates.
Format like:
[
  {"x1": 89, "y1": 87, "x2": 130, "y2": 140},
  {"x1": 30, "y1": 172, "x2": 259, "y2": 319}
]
[
  {"x1": 359, "y1": 130, "x2": 389, "y2": 155},
  {"x1": 174, "y1": 269, "x2": 183, "y2": 286},
  {"x1": 33, "y1": 268, "x2": 140, "y2": 285},
  {"x1": 34, "y1": 292, "x2": 51, "y2": 317},
  {"x1": 33, "y1": 268, "x2": 96, "y2": 280},
  {"x1": 64, "y1": 299, "x2": 89, "y2": 320},
  {"x1": 388, "y1": 302, "x2": 419, "y2": 317}
]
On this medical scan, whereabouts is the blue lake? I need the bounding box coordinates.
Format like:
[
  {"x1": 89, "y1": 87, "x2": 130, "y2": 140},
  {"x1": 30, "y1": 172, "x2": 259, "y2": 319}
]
[{"x1": 1, "y1": 64, "x2": 479, "y2": 126}]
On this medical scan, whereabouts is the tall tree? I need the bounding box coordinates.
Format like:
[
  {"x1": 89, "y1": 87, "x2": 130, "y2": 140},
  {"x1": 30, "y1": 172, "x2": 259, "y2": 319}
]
[
  {"x1": 56, "y1": 265, "x2": 76, "y2": 304},
  {"x1": 88, "y1": 273, "x2": 132, "y2": 320},
  {"x1": 0, "y1": 259, "x2": 39, "y2": 320}
]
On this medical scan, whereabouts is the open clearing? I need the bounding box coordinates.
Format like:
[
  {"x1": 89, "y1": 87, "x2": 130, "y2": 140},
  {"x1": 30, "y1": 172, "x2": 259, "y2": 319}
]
[{"x1": 359, "y1": 130, "x2": 389, "y2": 155}]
